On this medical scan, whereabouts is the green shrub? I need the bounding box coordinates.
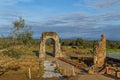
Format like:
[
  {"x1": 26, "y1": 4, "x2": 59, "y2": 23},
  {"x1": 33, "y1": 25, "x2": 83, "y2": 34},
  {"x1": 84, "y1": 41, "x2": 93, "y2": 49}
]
[{"x1": 2, "y1": 49, "x2": 23, "y2": 59}]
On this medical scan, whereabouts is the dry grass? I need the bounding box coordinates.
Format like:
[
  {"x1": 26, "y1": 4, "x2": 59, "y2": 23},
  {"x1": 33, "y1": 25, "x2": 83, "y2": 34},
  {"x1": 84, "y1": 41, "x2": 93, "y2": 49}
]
[{"x1": 0, "y1": 45, "x2": 114, "y2": 80}]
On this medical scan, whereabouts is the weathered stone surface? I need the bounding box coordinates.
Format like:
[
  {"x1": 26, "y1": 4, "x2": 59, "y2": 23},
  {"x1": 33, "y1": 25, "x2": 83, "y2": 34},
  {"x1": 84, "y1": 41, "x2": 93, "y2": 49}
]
[
  {"x1": 93, "y1": 34, "x2": 106, "y2": 67},
  {"x1": 89, "y1": 34, "x2": 106, "y2": 74},
  {"x1": 39, "y1": 32, "x2": 62, "y2": 58}
]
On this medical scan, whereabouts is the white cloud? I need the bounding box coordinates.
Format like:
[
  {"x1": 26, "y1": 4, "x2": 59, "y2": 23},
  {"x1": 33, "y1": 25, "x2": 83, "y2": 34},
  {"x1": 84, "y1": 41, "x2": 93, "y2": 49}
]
[
  {"x1": 74, "y1": 0, "x2": 120, "y2": 11},
  {"x1": 33, "y1": 11, "x2": 120, "y2": 28},
  {"x1": 95, "y1": 0, "x2": 120, "y2": 8}
]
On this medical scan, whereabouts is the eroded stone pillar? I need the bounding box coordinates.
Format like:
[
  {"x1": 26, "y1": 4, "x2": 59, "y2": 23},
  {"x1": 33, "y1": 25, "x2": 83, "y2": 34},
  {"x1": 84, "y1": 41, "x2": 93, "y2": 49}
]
[
  {"x1": 40, "y1": 40, "x2": 45, "y2": 58},
  {"x1": 89, "y1": 34, "x2": 106, "y2": 74},
  {"x1": 93, "y1": 34, "x2": 106, "y2": 67}
]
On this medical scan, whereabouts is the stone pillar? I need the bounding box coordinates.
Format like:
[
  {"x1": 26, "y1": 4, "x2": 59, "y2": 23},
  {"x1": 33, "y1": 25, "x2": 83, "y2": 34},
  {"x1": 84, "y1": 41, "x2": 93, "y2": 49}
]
[
  {"x1": 54, "y1": 36, "x2": 62, "y2": 57},
  {"x1": 89, "y1": 34, "x2": 106, "y2": 74},
  {"x1": 93, "y1": 34, "x2": 106, "y2": 67},
  {"x1": 39, "y1": 40, "x2": 45, "y2": 58}
]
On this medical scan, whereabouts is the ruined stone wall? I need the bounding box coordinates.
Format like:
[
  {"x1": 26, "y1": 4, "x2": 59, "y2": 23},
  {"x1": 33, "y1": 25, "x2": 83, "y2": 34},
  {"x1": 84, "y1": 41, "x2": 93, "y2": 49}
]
[
  {"x1": 39, "y1": 32, "x2": 62, "y2": 58},
  {"x1": 93, "y1": 34, "x2": 106, "y2": 67},
  {"x1": 89, "y1": 34, "x2": 106, "y2": 74}
]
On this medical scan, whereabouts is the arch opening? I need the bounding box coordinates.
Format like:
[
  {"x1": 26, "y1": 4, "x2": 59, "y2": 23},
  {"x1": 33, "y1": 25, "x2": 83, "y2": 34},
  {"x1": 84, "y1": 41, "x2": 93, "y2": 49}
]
[{"x1": 45, "y1": 38, "x2": 55, "y2": 57}]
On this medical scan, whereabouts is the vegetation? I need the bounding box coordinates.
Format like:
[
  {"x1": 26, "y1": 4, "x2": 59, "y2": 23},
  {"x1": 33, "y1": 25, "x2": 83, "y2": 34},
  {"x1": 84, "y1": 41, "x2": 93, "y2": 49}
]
[
  {"x1": 12, "y1": 17, "x2": 33, "y2": 45},
  {"x1": 60, "y1": 38, "x2": 95, "y2": 48},
  {"x1": 60, "y1": 38, "x2": 120, "y2": 50},
  {"x1": 0, "y1": 17, "x2": 34, "y2": 49},
  {"x1": 0, "y1": 17, "x2": 40, "y2": 76},
  {"x1": 2, "y1": 48, "x2": 23, "y2": 59}
]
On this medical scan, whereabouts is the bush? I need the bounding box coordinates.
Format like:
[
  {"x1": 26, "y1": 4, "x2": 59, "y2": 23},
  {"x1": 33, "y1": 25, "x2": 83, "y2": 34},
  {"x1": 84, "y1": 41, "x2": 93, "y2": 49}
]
[{"x1": 2, "y1": 49, "x2": 23, "y2": 59}]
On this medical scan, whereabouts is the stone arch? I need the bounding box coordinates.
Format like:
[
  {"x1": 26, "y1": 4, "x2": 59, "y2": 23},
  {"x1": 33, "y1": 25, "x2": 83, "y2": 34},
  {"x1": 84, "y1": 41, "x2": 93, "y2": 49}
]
[{"x1": 39, "y1": 32, "x2": 62, "y2": 58}]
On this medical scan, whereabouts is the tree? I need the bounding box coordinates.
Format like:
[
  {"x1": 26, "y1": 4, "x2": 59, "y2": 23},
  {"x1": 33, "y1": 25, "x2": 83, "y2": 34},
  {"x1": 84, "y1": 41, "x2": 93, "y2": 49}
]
[
  {"x1": 75, "y1": 38, "x2": 84, "y2": 46},
  {"x1": 12, "y1": 17, "x2": 33, "y2": 45},
  {"x1": 13, "y1": 17, "x2": 25, "y2": 30}
]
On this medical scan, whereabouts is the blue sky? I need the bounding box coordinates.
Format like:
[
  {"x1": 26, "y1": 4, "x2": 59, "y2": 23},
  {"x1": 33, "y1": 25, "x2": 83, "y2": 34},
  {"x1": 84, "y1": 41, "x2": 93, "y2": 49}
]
[{"x1": 0, "y1": 0, "x2": 120, "y2": 40}]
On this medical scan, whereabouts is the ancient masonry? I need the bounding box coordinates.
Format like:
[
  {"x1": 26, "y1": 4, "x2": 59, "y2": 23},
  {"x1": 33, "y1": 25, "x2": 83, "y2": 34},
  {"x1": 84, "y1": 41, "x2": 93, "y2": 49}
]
[
  {"x1": 39, "y1": 32, "x2": 62, "y2": 58},
  {"x1": 93, "y1": 34, "x2": 106, "y2": 67},
  {"x1": 89, "y1": 34, "x2": 106, "y2": 74}
]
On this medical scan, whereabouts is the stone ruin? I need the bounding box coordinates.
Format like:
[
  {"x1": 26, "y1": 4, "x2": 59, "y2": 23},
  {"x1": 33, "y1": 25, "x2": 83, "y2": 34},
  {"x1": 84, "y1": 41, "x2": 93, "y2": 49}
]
[
  {"x1": 39, "y1": 32, "x2": 106, "y2": 73},
  {"x1": 89, "y1": 34, "x2": 106, "y2": 74},
  {"x1": 93, "y1": 34, "x2": 106, "y2": 67},
  {"x1": 39, "y1": 32, "x2": 62, "y2": 58}
]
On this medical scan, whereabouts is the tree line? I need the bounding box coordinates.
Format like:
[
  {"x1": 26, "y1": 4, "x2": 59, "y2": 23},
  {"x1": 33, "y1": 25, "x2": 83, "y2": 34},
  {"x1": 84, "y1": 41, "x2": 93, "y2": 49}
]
[{"x1": 46, "y1": 38, "x2": 120, "y2": 49}]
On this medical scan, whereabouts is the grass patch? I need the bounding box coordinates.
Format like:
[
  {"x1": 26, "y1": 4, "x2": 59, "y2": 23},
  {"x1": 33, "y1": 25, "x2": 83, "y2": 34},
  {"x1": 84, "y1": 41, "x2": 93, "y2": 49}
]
[
  {"x1": 107, "y1": 48, "x2": 120, "y2": 53},
  {"x1": 1, "y1": 45, "x2": 39, "y2": 58},
  {"x1": 2, "y1": 48, "x2": 23, "y2": 59}
]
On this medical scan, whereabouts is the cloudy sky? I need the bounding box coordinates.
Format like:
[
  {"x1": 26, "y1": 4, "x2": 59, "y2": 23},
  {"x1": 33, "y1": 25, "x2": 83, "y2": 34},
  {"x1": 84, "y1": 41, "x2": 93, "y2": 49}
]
[{"x1": 0, "y1": 0, "x2": 120, "y2": 40}]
